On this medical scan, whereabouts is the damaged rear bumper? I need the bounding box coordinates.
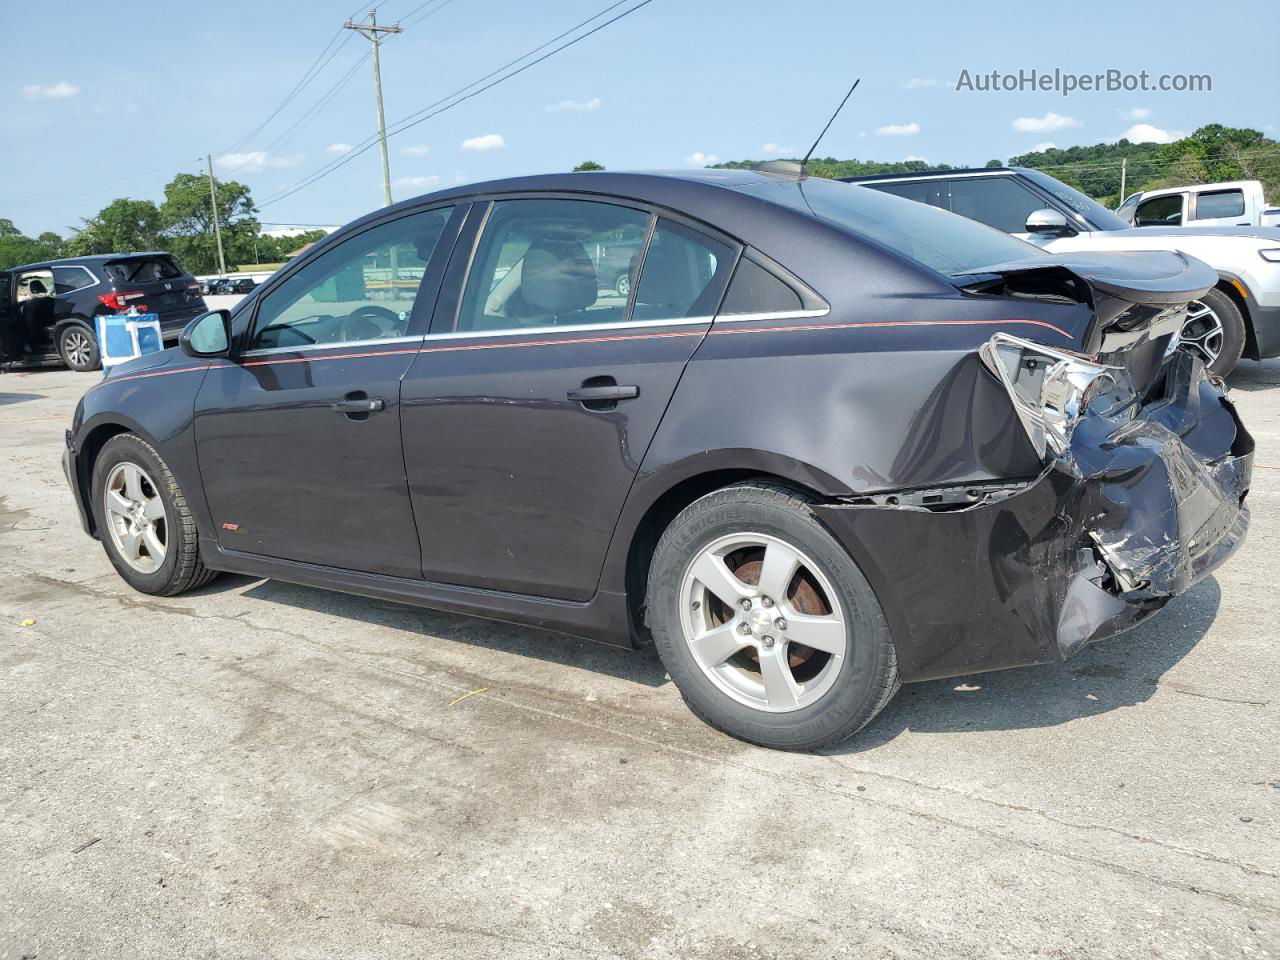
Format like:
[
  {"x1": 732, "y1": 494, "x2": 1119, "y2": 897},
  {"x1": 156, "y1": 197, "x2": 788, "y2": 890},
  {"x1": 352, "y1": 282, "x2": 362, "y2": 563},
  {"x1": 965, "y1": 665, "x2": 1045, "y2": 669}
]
[{"x1": 815, "y1": 351, "x2": 1252, "y2": 683}]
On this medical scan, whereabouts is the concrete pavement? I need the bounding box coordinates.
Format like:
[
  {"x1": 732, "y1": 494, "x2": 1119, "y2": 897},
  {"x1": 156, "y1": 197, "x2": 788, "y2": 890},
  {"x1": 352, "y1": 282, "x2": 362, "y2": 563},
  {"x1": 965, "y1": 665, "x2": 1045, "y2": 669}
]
[{"x1": 1, "y1": 362, "x2": 1277, "y2": 959}]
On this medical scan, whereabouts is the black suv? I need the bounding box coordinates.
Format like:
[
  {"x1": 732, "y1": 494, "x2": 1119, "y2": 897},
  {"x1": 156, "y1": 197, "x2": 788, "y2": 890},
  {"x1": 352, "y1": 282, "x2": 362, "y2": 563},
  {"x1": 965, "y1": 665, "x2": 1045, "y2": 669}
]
[{"x1": 0, "y1": 253, "x2": 206, "y2": 372}]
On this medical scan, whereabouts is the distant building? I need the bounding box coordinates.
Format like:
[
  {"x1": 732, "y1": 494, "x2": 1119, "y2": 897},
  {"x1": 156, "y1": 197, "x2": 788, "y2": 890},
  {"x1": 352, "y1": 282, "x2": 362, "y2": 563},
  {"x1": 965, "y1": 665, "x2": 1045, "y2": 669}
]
[{"x1": 263, "y1": 224, "x2": 340, "y2": 240}]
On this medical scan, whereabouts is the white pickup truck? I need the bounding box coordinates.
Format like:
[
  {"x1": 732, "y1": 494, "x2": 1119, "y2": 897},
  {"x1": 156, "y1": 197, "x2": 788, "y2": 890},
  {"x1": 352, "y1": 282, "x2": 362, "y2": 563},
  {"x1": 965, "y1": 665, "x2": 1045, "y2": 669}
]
[
  {"x1": 845, "y1": 167, "x2": 1280, "y2": 376},
  {"x1": 1117, "y1": 179, "x2": 1280, "y2": 229}
]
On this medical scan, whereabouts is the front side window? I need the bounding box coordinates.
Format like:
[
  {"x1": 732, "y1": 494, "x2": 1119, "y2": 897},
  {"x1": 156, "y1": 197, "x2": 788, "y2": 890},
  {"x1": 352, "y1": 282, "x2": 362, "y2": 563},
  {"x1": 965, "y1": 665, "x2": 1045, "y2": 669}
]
[
  {"x1": 1194, "y1": 189, "x2": 1245, "y2": 220},
  {"x1": 946, "y1": 177, "x2": 1047, "y2": 234},
  {"x1": 631, "y1": 219, "x2": 733, "y2": 321},
  {"x1": 251, "y1": 206, "x2": 453, "y2": 350},
  {"x1": 52, "y1": 266, "x2": 96, "y2": 294},
  {"x1": 1134, "y1": 194, "x2": 1184, "y2": 227},
  {"x1": 456, "y1": 198, "x2": 650, "y2": 333}
]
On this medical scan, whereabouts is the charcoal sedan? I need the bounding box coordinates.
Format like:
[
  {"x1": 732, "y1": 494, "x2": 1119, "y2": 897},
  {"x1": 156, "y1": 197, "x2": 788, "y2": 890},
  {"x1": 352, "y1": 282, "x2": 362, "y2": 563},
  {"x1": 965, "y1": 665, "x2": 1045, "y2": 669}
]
[{"x1": 61, "y1": 170, "x2": 1252, "y2": 749}]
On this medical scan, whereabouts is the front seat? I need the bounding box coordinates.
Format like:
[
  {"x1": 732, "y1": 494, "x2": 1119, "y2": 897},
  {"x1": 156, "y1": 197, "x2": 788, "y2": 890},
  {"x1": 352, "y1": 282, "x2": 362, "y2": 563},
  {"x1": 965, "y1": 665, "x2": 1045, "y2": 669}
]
[{"x1": 518, "y1": 238, "x2": 597, "y2": 323}]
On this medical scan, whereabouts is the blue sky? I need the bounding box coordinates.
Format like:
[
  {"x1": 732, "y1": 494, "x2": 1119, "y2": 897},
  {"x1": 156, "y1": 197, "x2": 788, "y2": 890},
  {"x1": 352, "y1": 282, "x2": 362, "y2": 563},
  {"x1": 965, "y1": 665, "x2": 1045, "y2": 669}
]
[{"x1": 2, "y1": 0, "x2": 1276, "y2": 236}]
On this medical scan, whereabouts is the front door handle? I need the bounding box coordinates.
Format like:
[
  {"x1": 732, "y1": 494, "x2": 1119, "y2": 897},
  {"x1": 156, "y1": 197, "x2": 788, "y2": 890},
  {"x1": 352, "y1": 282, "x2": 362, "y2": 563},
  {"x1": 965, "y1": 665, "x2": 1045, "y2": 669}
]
[{"x1": 567, "y1": 384, "x2": 639, "y2": 403}]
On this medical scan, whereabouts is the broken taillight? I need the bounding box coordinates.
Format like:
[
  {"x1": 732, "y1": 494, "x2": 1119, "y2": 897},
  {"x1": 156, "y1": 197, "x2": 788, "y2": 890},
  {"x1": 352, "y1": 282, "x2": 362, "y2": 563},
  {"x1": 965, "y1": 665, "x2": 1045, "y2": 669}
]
[{"x1": 980, "y1": 333, "x2": 1132, "y2": 460}]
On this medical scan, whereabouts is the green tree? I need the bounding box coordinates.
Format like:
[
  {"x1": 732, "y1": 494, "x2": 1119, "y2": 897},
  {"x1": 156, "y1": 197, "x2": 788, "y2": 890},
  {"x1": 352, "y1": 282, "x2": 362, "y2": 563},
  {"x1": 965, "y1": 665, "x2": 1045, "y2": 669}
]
[
  {"x1": 65, "y1": 198, "x2": 163, "y2": 257},
  {"x1": 160, "y1": 172, "x2": 259, "y2": 274},
  {"x1": 573, "y1": 160, "x2": 605, "y2": 172},
  {"x1": 0, "y1": 222, "x2": 63, "y2": 270}
]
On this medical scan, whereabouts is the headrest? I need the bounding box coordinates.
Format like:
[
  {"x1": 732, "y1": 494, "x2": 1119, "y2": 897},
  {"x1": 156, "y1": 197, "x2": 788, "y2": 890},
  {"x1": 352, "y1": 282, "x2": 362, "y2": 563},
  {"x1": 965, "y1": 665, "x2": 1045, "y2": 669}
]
[{"x1": 521, "y1": 239, "x2": 597, "y2": 315}]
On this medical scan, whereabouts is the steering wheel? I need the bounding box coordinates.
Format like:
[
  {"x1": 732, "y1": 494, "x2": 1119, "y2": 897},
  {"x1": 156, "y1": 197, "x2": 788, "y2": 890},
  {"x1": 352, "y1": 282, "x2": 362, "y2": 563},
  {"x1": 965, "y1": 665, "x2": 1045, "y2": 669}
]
[{"x1": 341, "y1": 304, "x2": 402, "y2": 342}]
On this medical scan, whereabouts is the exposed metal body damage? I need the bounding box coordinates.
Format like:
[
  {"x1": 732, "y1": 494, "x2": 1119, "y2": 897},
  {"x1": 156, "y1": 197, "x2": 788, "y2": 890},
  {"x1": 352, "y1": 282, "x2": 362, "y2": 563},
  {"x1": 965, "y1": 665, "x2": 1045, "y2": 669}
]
[{"x1": 816, "y1": 344, "x2": 1251, "y2": 683}]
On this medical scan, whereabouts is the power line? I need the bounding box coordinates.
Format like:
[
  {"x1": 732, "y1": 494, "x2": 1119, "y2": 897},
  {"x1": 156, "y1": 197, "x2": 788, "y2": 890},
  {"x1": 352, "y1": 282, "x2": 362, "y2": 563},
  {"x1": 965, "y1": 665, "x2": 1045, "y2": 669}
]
[
  {"x1": 259, "y1": 0, "x2": 654, "y2": 208},
  {"x1": 262, "y1": 50, "x2": 372, "y2": 155},
  {"x1": 221, "y1": 29, "x2": 354, "y2": 156}
]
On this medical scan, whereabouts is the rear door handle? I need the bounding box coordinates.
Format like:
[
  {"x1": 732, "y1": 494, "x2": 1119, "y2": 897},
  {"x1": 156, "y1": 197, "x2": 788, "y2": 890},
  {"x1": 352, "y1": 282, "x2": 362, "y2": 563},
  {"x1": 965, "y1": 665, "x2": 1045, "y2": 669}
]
[
  {"x1": 566, "y1": 384, "x2": 639, "y2": 403},
  {"x1": 332, "y1": 395, "x2": 385, "y2": 416}
]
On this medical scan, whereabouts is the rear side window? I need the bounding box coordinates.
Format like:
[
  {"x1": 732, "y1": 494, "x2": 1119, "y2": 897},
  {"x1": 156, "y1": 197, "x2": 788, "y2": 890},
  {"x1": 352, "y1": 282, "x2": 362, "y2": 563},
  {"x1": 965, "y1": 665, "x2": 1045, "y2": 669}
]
[
  {"x1": 946, "y1": 177, "x2": 1046, "y2": 233},
  {"x1": 51, "y1": 266, "x2": 96, "y2": 294},
  {"x1": 1194, "y1": 189, "x2": 1245, "y2": 220},
  {"x1": 867, "y1": 180, "x2": 931, "y2": 204},
  {"x1": 719, "y1": 258, "x2": 803, "y2": 315},
  {"x1": 631, "y1": 219, "x2": 733, "y2": 321},
  {"x1": 106, "y1": 256, "x2": 182, "y2": 283}
]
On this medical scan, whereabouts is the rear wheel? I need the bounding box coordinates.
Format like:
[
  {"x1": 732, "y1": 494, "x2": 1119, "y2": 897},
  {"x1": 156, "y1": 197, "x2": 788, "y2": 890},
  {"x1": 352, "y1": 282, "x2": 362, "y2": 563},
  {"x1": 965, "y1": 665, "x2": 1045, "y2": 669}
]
[
  {"x1": 91, "y1": 433, "x2": 217, "y2": 596},
  {"x1": 58, "y1": 324, "x2": 100, "y2": 372},
  {"x1": 1180, "y1": 288, "x2": 1245, "y2": 377},
  {"x1": 646, "y1": 482, "x2": 899, "y2": 750},
  {"x1": 615, "y1": 272, "x2": 631, "y2": 298}
]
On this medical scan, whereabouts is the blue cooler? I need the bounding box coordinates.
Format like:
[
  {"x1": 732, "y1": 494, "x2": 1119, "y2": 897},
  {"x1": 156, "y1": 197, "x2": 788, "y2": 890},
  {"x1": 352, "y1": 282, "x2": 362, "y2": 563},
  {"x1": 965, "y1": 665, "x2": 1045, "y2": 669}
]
[{"x1": 96, "y1": 312, "x2": 164, "y2": 371}]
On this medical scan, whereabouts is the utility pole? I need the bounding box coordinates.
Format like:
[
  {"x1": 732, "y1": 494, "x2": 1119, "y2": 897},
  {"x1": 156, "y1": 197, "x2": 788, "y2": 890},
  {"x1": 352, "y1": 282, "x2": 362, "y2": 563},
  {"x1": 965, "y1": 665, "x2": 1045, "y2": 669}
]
[
  {"x1": 206, "y1": 154, "x2": 227, "y2": 275},
  {"x1": 344, "y1": 10, "x2": 401, "y2": 207},
  {"x1": 1119, "y1": 157, "x2": 1127, "y2": 208}
]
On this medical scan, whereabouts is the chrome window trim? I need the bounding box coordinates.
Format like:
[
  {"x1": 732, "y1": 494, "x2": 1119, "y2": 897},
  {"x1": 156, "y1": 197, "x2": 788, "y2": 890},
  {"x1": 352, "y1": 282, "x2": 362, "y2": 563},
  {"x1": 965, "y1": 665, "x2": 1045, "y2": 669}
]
[
  {"x1": 423, "y1": 314, "x2": 714, "y2": 341},
  {"x1": 239, "y1": 334, "x2": 424, "y2": 358},
  {"x1": 713, "y1": 308, "x2": 830, "y2": 324}
]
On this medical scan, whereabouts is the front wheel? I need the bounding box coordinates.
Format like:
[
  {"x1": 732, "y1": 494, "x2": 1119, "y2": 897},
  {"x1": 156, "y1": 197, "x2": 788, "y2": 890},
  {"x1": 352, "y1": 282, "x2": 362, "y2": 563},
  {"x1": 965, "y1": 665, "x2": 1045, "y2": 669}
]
[
  {"x1": 646, "y1": 482, "x2": 899, "y2": 750},
  {"x1": 91, "y1": 433, "x2": 218, "y2": 596},
  {"x1": 58, "y1": 324, "x2": 100, "y2": 372},
  {"x1": 1180, "y1": 288, "x2": 1245, "y2": 378}
]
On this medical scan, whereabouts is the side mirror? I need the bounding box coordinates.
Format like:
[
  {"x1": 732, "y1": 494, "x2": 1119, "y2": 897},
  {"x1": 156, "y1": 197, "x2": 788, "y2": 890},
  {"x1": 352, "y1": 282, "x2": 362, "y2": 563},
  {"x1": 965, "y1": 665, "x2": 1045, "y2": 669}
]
[
  {"x1": 1025, "y1": 208, "x2": 1075, "y2": 237},
  {"x1": 179, "y1": 309, "x2": 232, "y2": 358}
]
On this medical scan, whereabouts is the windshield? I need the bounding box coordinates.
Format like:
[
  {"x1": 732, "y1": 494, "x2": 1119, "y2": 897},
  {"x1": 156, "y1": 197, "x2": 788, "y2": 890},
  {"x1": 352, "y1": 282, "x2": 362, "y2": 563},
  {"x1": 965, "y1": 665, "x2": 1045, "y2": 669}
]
[
  {"x1": 759, "y1": 176, "x2": 1042, "y2": 276},
  {"x1": 1020, "y1": 169, "x2": 1129, "y2": 231}
]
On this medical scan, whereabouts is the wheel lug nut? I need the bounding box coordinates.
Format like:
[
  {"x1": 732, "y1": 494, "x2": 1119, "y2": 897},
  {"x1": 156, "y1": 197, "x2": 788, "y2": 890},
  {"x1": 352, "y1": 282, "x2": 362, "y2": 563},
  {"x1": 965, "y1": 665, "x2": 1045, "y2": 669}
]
[
  {"x1": 761, "y1": 596, "x2": 774, "y2": 608},
  {"x1": 740, "y1": 598, "x2": 753, "y2": 611},
  {"x1": 761, "y1": 635, "x2": 775, "y2": 649},
  {"x1": 738, "y1": 622, "x2": 753, "y2": 636},
  {"x1": 774, "y1": 618, "x2": 787, "y2": 631}
]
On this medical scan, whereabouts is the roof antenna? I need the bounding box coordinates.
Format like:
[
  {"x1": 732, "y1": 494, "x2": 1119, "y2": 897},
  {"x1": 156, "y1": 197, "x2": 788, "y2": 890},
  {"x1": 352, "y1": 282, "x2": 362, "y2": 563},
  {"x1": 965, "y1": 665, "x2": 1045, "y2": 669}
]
[{"x1": 755, "y1": 78, "x2": 861, "y2": 178}]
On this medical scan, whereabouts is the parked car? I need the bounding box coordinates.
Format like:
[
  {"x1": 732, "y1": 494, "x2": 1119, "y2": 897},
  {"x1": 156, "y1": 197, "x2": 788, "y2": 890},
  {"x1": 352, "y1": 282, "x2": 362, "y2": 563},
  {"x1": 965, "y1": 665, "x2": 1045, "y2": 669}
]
[
  {"x1": 844, "y1": 167, "x2": 1280, "y2": 376},
  {"x1": 1117, "y1": 179, "x2": 1280, "y2": 229},
  {"x1": 0, "y1": 253, "x2": 207, "y2": 371},
  {"x1": 62, "y1": 171, "x2": 1251, "y2": 749},
  {"x1": 226, "y1": 277, "x2": 257, "y2": 295}
]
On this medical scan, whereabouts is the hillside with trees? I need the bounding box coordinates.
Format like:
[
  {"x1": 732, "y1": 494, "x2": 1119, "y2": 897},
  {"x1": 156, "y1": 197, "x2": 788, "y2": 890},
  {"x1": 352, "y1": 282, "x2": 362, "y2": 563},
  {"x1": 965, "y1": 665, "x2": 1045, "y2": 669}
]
[
  {"x1": 0, "y1": 172, "x2": 327, "y2": 272},
  {"x1": 716, "y1": 125, "x2": 1279, "y2": 207}
]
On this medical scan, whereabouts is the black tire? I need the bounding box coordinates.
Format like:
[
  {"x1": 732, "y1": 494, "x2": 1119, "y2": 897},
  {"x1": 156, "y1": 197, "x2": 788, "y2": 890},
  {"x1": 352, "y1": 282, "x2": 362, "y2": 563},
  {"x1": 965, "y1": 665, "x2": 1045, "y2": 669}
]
[
  {"x1": 58, "y1": 323, "x2": 100, "y2": 372},
  {"x1": 615, "y1": 273, "x2": 631, "y2": 298},
  {"x1": 91, "y1": 433, "x2": 218, "y2": 596},
  {"x1": 646, "y1": 482, "x2": 899, "y2": 750},
  {"x1": 1183, "y1": 287, "x2": 1245, "y2": 378}
]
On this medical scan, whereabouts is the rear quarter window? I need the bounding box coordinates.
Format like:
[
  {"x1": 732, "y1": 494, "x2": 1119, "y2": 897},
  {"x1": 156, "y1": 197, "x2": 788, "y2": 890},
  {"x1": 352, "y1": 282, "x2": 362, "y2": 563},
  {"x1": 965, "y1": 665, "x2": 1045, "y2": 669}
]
[{"x1": 719, "y1": 258, "x2": 803, "y2": 315}]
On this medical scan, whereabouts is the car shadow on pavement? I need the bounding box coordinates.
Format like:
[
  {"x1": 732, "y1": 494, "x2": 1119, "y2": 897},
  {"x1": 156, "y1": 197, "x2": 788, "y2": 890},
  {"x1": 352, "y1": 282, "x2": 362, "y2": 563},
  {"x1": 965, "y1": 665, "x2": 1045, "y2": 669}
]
[
  {"x1": 829, "y1": 577, "x2": 1222, "y2": 754},
  {"x1": 1226, "y1": 359, "x2": 1280, "y2": 392},
  {"x1": 209, "y1": 574, "x2": 671, "y2": 688},
  {"x1": 0, "y1": 392, "x2": 44, "y2": 406}
]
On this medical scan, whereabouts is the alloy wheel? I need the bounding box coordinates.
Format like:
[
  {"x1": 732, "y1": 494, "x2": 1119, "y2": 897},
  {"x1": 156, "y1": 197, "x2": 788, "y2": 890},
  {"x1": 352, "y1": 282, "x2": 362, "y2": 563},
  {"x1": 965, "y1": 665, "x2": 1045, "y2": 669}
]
[
  {"x1": 103, "y1": 462, "x2": 168, "y2": 574},
  {"x1": 679, "y1": 532, "x2": 847, "y2": 713},
  {"x1": 63, "y1": 329, "x2": 92, "y2": 368},
  {"x1": 1178, "y1": 300, "x2": 1223, "y2": 368}
]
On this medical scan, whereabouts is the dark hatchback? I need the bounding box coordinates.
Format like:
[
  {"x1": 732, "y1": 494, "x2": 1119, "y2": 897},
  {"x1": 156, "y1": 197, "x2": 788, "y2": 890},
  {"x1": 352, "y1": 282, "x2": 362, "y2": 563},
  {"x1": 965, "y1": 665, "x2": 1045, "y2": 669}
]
[
  {"x1": 1, "y1": 252, "x2": 206, "y2": 371},
  {"x1": 62, "y1": 171, "x2": 1251, "y2": 749}
]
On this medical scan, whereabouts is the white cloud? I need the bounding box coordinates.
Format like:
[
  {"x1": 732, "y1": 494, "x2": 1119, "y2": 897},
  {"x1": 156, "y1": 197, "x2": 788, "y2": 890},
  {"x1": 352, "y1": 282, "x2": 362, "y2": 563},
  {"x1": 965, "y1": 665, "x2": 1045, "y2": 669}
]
[
  {"x1": 325, "y1": 142, "x2": 353, "y2": 155},
  {"x1": 1120, "y1": 123, "x2": 1185, "y2": 144},
  {"x1": 215, "y1": 151, "x2": 304, "y2": 173},
  {"x1": 902, "y1": 78, "x2": 938, "y2": 90},
  {"x1": 1012, "y1": 112, "x2": 1080, "y2": 133},
  {"x1": 461, "y1": 133, "x2": 506, "y2": 151},
  {"x1": 1123, "y1": 107, "x2": 1152, "y2": 121},
  {"x1": 394, "y1": 175, "x2": 441, "y2": 190},
  {"x1": 1031, "y1": 142, "x2": 1058, "y2": 152},
  {"x1": 761, "y1": 142, "x2": 796, "y2": 155},
  {"x1": 686, "y1": 151, "x2": 719, "y2": 166},
  {"x1": 402, "y1": 144, "x2": 430, "y2": 157},
  {"x1": 545, "y1": 97, "x2": 601, "y2": 112},
  {"x1": 875, "y1": 122, "x2": 921, "y2": 136},
  {"x1": 902, "y1": 155, "x2": 929, "y2": 163},
  {"x1": 23, "y1": 81, "x2": 79, "y2": 99}
]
